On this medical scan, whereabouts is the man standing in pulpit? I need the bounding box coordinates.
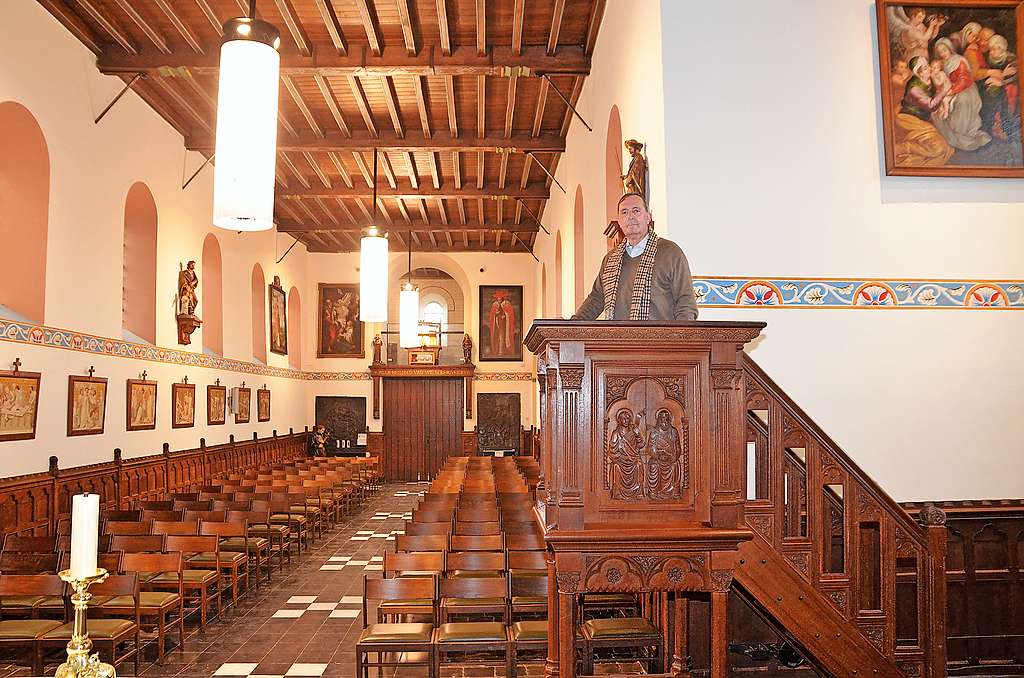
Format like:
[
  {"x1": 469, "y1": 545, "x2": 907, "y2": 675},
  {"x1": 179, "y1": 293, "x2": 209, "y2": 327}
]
[{"x1": 572, "y1": 193, "x2": 698, "y2": 321}]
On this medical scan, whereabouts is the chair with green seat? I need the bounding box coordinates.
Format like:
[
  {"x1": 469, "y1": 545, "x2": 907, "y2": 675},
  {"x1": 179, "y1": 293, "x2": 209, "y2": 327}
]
[
  {"x1": 507, "y1": 550, "x2": 547, "y2": 578},
  {"x1": 449, "y1": 534, "x2": 504, "y2": 553},
  {"x1": 383, "y1": 552, "x2": 443, "y2": 579},
  {"x1": 255, "y1": 497, "x2": 308, "y2": 554},
  {"x1": 445, "y1": 551, "x2": 506, "y2": 579},
  {"x1": 509, "y1": 574, "x2": 547, "y2": 620},
  {"x1": 196, "y1": 521, "x2": 250, "y2": 602},
  {"x1": 40, "y1": 573, "x2": 141, "y2": 677},
  {"x1": 579, "y1": 614, "x2": 663, "y2": 675},
  {"x1": 141, "y1": 509, "x2": 184, "y2": 523},
  {"x1": 433, "y1": 576, "x2": 511, "y2": 678},
  {"x1": 395, "y1": 535, "x2": 447, "y2": 554},
  {"x1": 404, "y1": 522, "x2": 451, "y2": 536},
  {"x1": 224, "y1": 511, "x2": 272, "y2": 585},
  {"x1": 356, "y1": 576, "x2": 436, "y2": 678},
  {"x1": 152, "y1": 519, "x2": 200, "y2": 536},
  {"x1": 278, "y1": 489, "x2": 325, "y2": 541},
  {"x1": 0, "y1": 574, "x2": 66, "y2": 675},
  {"x1": 232, "y1": 508, "x2": 289, "y2": 572},
  {"x1": 161, "y1": 535, "x2": 222, "y2": 630},
  {"x1": 453, "y1": 521, "x2": 502, "y2": 535},
  {"x1": 104, "y1": 552, "x2": 184, "y2": 664},
  {"x1": 0, "y1": 551, "x2": 59, "y2": 575},
  {"x1": 504, "y1": 534, "x2": 544, "y2": 552},
  {"x1": 0, "y1": 535, "x2": 57, "y2": 553},
  {"x1": 104, "y1": 519, "x2": 153, "y2": 536}
]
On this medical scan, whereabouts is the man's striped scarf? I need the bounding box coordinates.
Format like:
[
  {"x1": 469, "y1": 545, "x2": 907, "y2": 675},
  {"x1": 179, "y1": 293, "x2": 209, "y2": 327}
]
[{"x1": 600, "y1": 232, "x2": 660, "y2": 320}]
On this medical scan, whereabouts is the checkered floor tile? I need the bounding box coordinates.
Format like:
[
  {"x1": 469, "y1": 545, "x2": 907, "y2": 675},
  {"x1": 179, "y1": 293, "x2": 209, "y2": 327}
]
[
  {"x1": 349, "y1": 529, "x2": 403, "y2": 541},
  {"x1": 271, "y1": 596, "x2": 363, "y2": 619},
  {"x1": 318, "y1": 555, "x2": 384, "y2": 571},
  {"x1": 214, "y1": 662, "x2": 329, "y2": 677},
  {"x1": 370, "y1": 511, "x2": 413, "y2": 520},
  {"x1": 392, "y1": 490, "x2": 425, "y2": 497}
]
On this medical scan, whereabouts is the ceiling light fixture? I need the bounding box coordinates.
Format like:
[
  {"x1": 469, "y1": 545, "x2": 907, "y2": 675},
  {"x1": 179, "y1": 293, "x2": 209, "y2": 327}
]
[{"x1": 359, "y1": 149, "x2": 389, "y2": 322}]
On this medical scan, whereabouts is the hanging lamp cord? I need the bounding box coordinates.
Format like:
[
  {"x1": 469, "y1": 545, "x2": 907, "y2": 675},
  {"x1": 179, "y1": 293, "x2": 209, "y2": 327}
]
[{"x1": 248, "y1": 0, "x2": 256, "y2": 19}]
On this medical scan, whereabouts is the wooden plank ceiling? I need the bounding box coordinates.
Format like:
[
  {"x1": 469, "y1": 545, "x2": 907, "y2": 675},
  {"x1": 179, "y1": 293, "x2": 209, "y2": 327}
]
[{"x1": 38, "y1": 0, "x2": 607, "y2": 253}]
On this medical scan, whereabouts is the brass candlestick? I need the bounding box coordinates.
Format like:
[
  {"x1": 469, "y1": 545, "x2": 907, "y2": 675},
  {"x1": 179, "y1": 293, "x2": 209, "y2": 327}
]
[{"x1": 55, "y1": 568, "x2": 116, "y2": 678}]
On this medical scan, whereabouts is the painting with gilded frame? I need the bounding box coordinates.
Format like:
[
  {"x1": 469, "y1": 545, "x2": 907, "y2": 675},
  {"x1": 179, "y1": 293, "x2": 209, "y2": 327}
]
[
  {"x1": 126, "y1": 378, "x2": 157, "y2": 431},
  {"x1": 207, "y1": 384, "x2": 227, "y2": 425},
  {"x1": 171, "y1": 382, "x2": 196, "y2": 429},
  {"x1": 67, "y1": 374, "x2": 108, "y2": 437},
  {"x1": 317, "y1": 283, "x2": 363, "y2": 357},
  {"x1": 479, "y1": 285, "x2": 524, "y2": 362},
  {"x1": 269, "y1": 278, "x2": 288, "y2": 356},
  {"x1": 235, "y1": 387, "x2": 251, "y2": 424},
  {"x1": 0, "y1": 370, "x2": 41, "y2": 442},
  {"x1": 877, "y1": 0, "x2": 1024, "y2": 177},
  {"x1": 257, "y1": 388, "x2": 271, "y2": 422}
]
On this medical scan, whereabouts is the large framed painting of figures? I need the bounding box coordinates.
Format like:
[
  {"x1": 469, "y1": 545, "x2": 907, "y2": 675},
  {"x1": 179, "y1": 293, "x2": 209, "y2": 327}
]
[
  {"x1": 269, "y1": 277, "x2": 287, "y2": 356},
  {"x1": 67, "y1": 374, "x2": 108, "y2": 437},
  {"x1": 877, "y1": 0, "x2": 1024, "y2": 177},
  {"x1": 479, "y1": 285, "x2": 524, "y2": 362},
  {"x1": 0, "y1": 370, "x2": 41, "y2": 442},
  {"x1": 318, "y1": 283, "x2": 363, "y2": 358}
]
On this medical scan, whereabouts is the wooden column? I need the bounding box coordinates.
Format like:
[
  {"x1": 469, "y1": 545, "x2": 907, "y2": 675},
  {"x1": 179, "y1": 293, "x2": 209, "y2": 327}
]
[
  {"x1": 545, "y1": 550, "x2": 559, "y2": 678},
  {"x1": 711, "y1": 590, "x2": 728, "y2": 678},
  {"x1": 557, "y1": 589, "x2": 576, "y2": 678},
  {"x1": 670, "y1": 594, "x2": 690, "y2": 678}
]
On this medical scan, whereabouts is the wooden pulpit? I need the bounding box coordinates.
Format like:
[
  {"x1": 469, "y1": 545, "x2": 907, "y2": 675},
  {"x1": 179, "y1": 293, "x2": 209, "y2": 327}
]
[{"x1": 524, "y1": 320, "x2": 765, "y2": 678}]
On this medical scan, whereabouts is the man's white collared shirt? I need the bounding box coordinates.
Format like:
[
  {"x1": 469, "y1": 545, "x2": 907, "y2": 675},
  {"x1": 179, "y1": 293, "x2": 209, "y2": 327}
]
[{"x1": 624, "y1": 233, "x2": 650, "y2": 258}]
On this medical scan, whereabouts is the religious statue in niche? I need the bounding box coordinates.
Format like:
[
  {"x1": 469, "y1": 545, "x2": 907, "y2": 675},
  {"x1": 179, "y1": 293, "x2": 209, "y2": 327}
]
[
  {"x1": 621, "y1": 139, "x2": 648, "y2": 199},
  {"x1": 176, "y1": 260, "x2": 202, "y2": 345},
  {"x1": 604, "y1": 406, "x2": 688, "y2": 501}
]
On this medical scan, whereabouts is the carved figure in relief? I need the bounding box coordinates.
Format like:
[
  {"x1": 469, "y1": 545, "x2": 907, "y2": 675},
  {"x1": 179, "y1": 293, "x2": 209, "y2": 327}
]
[
  {"x1": 645, "y1": 408, "x2": 685, "y2": 500},
  {"x1": 606, "y1": 408, "x2": 646, "y2": 500}
]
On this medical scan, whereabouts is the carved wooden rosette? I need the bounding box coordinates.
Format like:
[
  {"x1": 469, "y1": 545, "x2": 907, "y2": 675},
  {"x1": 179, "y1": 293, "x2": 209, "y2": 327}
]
[{"x1": 581, "y1": 553, "x2": 710, "y2": 592}]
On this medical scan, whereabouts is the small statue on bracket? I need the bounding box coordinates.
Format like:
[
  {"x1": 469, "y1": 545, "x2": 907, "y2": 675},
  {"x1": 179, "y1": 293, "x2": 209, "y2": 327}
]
[
  {"x1": 462, "y1": 334, "x2": 473, "y2": 364},
  {"x1": 176, "y1": 260, "x2": 202, "y2": 345},
  {"x1": 372, "y1": 334, "x2": 383, "y2": 365},
  {"x1": 621, "y1": 139, "x2": 647, "y2": 199}
]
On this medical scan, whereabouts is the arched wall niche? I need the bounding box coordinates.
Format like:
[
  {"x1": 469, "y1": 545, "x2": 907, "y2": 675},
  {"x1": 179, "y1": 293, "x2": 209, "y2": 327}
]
[
  {"x1": 573, "y1": 185, "x2": 586, "y2": 305},
  {"x1": 201, "y1": 233, "x2": 224, "y2": 356},
  {"x1": 605, "y1": 105, "x2": 624, "y2": 252},
  {"x1": 541, "y1": 263, "x2": 548, "y2": 318},
  {"x1": 0, "y1": 101, "x2": 49, "y2": 324},
  {"x1": 386, "y1": 252, "x2": 470, "y2": 326},
  {"x1": 554, "y1": 232, "x2": 564, "y2": 318},
  {"x1": 251, "y1": 263, "x2": 267, "y2": 364},
  {"x1": 287, "y1": 287, "x2": 301, "y2": 369},
  {"x1": 123, "y1": 182, "x2": 158, "y2": 343}
]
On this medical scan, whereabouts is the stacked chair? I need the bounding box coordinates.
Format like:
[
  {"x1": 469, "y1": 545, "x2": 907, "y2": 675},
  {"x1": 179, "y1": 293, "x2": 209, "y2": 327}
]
[{"x1": 0, "y1": 454, "x2": 380, "y2": 676}]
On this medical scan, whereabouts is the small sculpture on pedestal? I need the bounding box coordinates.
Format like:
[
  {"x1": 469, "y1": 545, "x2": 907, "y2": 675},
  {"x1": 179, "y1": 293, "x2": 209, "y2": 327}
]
[
  {"x1": 175, "y1": 261, "x2": 202, "y2": 345},
  {"x1": 622, "y1": 139, "x2": 647, "y2": 198},
  {"x1": 372, "y1": 334, "x2": 383, "y2": 365},
  {"x1": 462, "y1": 334, "x2": 473, "y2": 364}
]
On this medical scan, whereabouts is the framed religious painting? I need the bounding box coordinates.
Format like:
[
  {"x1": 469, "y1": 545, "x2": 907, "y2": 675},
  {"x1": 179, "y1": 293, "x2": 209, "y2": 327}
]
[
  {"x1": 257, "y1": 387, "x2": 271, "y2": 422},
  {"x1": 67, "y1": 372, "x2": 108, "y2": 437},
  {"x1": 877, "y1": 0, "x2": 1024, "y2": 177},
  {"x1": 171, "y1": 381, "x2": 196, "y2": 429},
  {"x1": 207, "y1": 383, "x2": 226, "y2": 425},
  {"x1": 269, "y1": 276, "x2": 288, "y2": 356},
  {"x1": 126, "y1": 377, "x2": 157, "y2": 431},
  {"x1": 478, "y1": 285, "x2": 524, "y2": 362},
  {"x1": 0, "y1": 367, "x2": 41, "y2": 442},
  {"x1": 317, "y1": 283, "x2": 364, "y2": 357},
  {"x1": 235, "y1": 386, "x2": 251, "y2": 424}
]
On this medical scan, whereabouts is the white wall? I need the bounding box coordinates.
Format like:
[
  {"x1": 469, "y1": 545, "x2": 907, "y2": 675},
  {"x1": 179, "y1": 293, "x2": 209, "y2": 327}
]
[{"x1": 0, "y1": 0, "x2": 310, "y2": 476}]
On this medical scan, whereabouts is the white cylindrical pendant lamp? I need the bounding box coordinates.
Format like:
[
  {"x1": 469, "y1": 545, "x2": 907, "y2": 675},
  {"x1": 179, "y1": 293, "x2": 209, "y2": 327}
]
[
  {"x1": 399, "y1": 282, "x2": 420, "y2": 348},
  {"x1": 70, "y1": 493, "x2": 99, "y2": 578},
  {"x1": 212, "y1": 18, "x2": 281, "y2": 232},
  {"x1": 359, "y1": 229, "x2": 389, "y2": 322}
]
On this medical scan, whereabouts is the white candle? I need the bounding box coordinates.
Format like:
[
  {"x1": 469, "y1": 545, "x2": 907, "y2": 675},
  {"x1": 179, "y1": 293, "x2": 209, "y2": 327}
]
[{"x1": 70, "y1": 493, "x2": 99, "y2": 578}]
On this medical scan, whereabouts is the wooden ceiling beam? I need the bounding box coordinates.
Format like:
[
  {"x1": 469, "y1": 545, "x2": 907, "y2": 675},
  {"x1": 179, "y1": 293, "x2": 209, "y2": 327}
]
[
  {"x1": 546, "y1": 0, "x2": 565, "y2": 55},
  {"x1": 475, "y1": 0, "x2": 486, "y2": 56},
  {"x1": 380, "y1": 76, "x2": 404, "y2": 137},
  {"x1": 347, "y1": 75, "x2": 378, "y2": 137},
  {"x1": 405, "y1": 152, "x2": 419, "y2": 190},
  {"x1": 429, "y1": 153, "x2": 441, "y2": 189},
  {"x1": 74, "y1": 0, "x2": 137, "y2": 53},
  {"x1": 354, "y1": 0, "x2": 382, "y2": 56},
  {"x1": 585, "y1": 0, "x2": 607, "y2": 56},
  {"x1": 476, "y1": 152, "x2": 484, "y2": 189},
  {"x1": 512, "y1": 0, "x2": 524, "y2": 56},
  {"x1": 352, "y1": 151, "x2": 373, "y2": 187},
  {"x1": 418, "y1": 200, "x2": 431, "y2": 224},
  {"x1": 282, "y1": 75, "x2": 323, "y2": 137},
  {"x1": 504, "y1": 74, "x2": 517, "y2": 137},
  {"x1": 313, "y1": 73, "x2": 350, "y2": 135},
  {"x1": 272, "y1": 0, "x2": 312, "y2": 56},
  {"x1": 98, "y1": 45, "x2": 592, "y2": 77},
  {"x1": 435, "y1": 0, "x2": 450, "y2": 56},
  {"x1": 313, "y1": 0, "x2": 347, "y2": 55},
  {"x1": 530, "y1": 77, "x2": 549, "y2": 136},
  {"x1": 276, "y1": 219, "x2": 539, "y2": 233},
  {"x1": 280, "y1": 152, "x2": 311, "y2": 188},
  {"x1": 414, "y1": 76, "x2": 431, "y2": 138},
  {"x1": 279, "y1": 184, "x2": 547, "y2": 199},
  {"x1": 453, "y1": 150, "x2": 462, "y2": 188},
  {"x1": 112, "y1": 0, "x2": 170, "y2": 54},
  {"x1": 152, "y1": 0, "x2": 203, "y2": 54},
  {"x1": 444, "y1": 75, "x2": 457, "y2": 137},
  {"x1": 150, "y1": 77, "x2": 210, "y2": 131},
  {"x1": 396, "y1": 0, "x2": 416, "y2": 55},
  {"x1": 378, "y1": 151, "x2": 398, "y2": 189},
  {"x1": 185, "y1": 130, "x2": 566, "y2": 153},
  {"x1": 190, "y1": 0, "x2": 222, "y2": 32},
  {"x1": 476, "y1": 74, "x2": 485, "y2": 138},
  {"x1": 36, "y1": 0, "x2": 103, "y2": 54},
  {"x1": 305, "y1": 152, "x2": 332, "y2": 188}
]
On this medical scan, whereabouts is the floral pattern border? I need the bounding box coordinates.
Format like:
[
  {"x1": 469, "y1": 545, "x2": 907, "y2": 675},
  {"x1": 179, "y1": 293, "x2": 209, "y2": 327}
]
[
  {"x1": 0, "y1": 318, "x2": 534, "y2": 382},
  {"x1": 694, "y1": 278, "x2": 1024, "y2": 308}
]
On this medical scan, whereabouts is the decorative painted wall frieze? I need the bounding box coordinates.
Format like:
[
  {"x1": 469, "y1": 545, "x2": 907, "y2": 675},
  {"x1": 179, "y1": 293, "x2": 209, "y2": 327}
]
[{"x1": 694, "y1": 277, "x2": 1024, "y2": 309}]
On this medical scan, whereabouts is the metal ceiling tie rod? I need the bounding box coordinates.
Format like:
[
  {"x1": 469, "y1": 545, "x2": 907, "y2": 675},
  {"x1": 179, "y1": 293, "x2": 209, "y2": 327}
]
[
  {"x1": 94, "y1": 72, "x2": 144, "y2": 124},
  {"x1": 509, "y1": 231, "x2": 540, "y2": 261},
  {"x1": 524, "y1": 151, "x2": 566, "y2": 194},
  {"x1": 514, "y1": 198, "x2": 550, "y2": 235},
  {"x1": 541, "y1": 73, "x2": 592, "y2": 132},
  {"x1": 276, "y1": 236, "x2": 301, "y2": 264},
  {"x1": 182, "y1": 153, "x2": 215, "y2": 190}
]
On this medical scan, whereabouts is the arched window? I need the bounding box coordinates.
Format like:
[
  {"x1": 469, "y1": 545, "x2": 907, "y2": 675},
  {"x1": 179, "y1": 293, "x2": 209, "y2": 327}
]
[
  {"x1": 122, "y1": 182, "x2": 157, "y2": 343},
  {"x1": 287, "y1": 286, "x2": 301, "y2": 370},
  {"x1": 0, "y1": 102, "x2": 49, "y2": 324},
  {"x1": 554, "y1": 232, "x2": 563, "y2": 318},
  {"x1": 201, "y1": 234, "x2": 223, "y2": 356},
  {"x1": 573, "y1": 185, "x2": 585, "y2": 305},
  {"x1": 251, "y1": 264, "x2": 267, "y2": 363},
  {"x1": 605, "y1": 105, "x2": 624, "y2": 252}
]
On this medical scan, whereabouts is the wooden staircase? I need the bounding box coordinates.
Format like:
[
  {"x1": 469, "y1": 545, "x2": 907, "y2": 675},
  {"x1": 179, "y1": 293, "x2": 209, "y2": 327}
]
[{"x1": 734, "y1": 357, "x2": 948, "y2": 678}]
